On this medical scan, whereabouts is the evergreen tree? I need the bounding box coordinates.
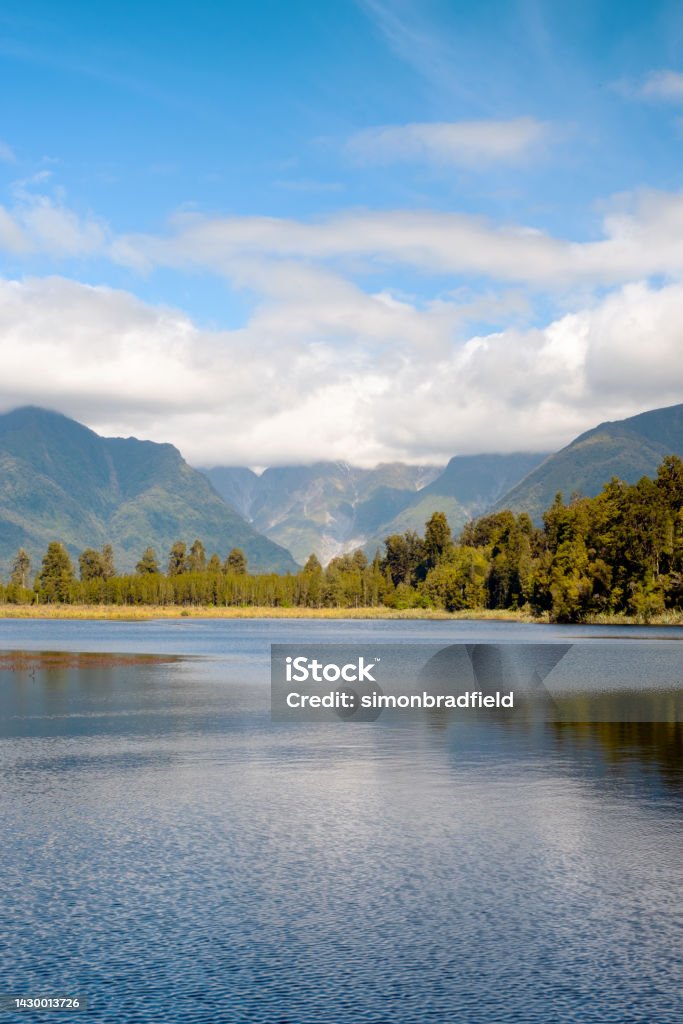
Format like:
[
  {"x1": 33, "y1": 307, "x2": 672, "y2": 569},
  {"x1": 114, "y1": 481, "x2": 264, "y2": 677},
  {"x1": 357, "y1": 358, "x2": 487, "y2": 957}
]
[
  {"x1": 167, "y1": 541, "x2": 188, "y2": 576},
  {"x1": 4, "y1": 454, "x2": 681, "y2": 620},
  {"x1": 351, "y1": 548, "x2": 368, "y2": 571},
  {"x1": 79, "y1": 548, "x2": 105, "y2": 581},
  {"x1": 367, "y1": 550, "x2": 386, "y2": 606},
  {"x1": 423, "y1": 546, "x2": 488, "y2": 611},
  {"x1": 382, "y1": 531, "x2": 424, "y2": 586},
  {"x1": 188, "y1": 538, "x2": 206, "y2": 573},
  {"x1": 225, "y1": 548, "x2": 247, "y2": 575},
  {"x1": 656, "y1": 455, "x2": 683, "y2": 509},
  {"x1": 300, "y1": 553, "x2": 324, "y2": 606},
  {"x1": 101, "y1": 544, "x2": 116, "y2": 580},
  {"x1": 37, "y1": 542, "x2": 75, "y2": 603},
  {"x1": 10, "y1": 548, "x2": 31, "y2": 589},
  {"x1": 136, "y1": 547, "x2": 160, "y2": 575},
  {"x1": 424, "y1": 512, "x2": 453, "y2": 570}
]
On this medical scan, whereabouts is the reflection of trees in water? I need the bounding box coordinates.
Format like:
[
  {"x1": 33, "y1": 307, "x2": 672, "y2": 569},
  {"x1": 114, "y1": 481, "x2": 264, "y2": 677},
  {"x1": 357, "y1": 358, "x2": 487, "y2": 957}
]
[
  {"x1": 426, "y1": 682, "x2": 683, "y2": 794},
  {"x1": 0, "y1": 651, "x2": 178, "y2": 671},
  {"x1": 551, "y1": 718, "x2": 683, "y2": 791}
]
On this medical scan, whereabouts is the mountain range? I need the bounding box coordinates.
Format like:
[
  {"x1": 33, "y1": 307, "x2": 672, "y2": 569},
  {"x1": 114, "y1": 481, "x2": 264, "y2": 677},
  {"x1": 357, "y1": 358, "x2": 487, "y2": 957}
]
[
  {"x1": 203, "y1": 402, "x2": 683, "y2": 560},
  {"x1": 495, "y1": 403, "x2": 683, "y2": 520},
  {"x1": 1, "y1": 401, "x2": 681, "y2": 579},
  {"x1": 203, "y1": 453, "x2": 549, "y2": 563},
  {"x1": 0, "y1": 407, "x2": 298, "y2": 577},
  {"x1": 203, "y1": 462, "x2": 440, "y2": 564}
]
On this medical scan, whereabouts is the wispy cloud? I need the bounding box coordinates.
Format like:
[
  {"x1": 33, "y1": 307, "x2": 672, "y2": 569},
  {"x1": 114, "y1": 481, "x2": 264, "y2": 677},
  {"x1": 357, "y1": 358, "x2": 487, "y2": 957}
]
[
  {"x1": 615, "y1": 68, "x2": 683, "y2": 101},
  {"x1": 0, "y1": 180, "x2": 107, "y2": 257},
  {"x1": 357, "y1": 0, "x2": 489, "y2": 110},
  {"x1": 109, "y1": 187, "x2": 683, "y2": 291},
  {"x1": 0, "y1": 140, "x2": 16, "y2": 162},
  {"x1": 347, "y1": 118, "x2": 550, "y2": 167},
  {"x1": 641, "y1": 69, "x2": 683, "y2": 99}
]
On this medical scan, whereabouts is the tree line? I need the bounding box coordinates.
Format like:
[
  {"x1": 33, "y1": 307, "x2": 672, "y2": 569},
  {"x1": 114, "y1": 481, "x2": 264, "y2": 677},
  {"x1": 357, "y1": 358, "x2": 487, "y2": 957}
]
[{"x1": 2, "y1": 456, "x2": 683, "y2": 622}]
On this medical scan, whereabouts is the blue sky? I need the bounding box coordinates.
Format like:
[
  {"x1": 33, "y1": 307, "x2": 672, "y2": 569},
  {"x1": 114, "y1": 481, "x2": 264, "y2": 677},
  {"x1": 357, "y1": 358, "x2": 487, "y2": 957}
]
[{"x1": 1, "y1": 0, "x2": 683, "y2": 464}]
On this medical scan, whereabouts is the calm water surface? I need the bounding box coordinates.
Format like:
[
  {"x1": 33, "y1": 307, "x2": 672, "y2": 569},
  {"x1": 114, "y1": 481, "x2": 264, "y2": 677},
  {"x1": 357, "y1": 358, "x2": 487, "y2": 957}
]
[{"x1": 0, "y1": 619, "x2": 681, "y2": 1023}]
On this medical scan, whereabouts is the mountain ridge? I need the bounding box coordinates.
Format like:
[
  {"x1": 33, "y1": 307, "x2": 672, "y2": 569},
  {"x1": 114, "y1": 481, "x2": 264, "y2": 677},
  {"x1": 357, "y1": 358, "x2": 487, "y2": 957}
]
[
  {"x1": 4, "y1": 400, "x2": 682, "y2": 578},
  {"x1": 202, "y1": 460, "x2": 440, "y2": 564},
  {"x1": 495, "y1": 402, "x2": 683, "y2": 520},
  {"x1": 0, "y1": 406, "x2": 298, "y2": 576},
  {"x1": 203, "y1": 452, "x2": 550, "y2": 563}
]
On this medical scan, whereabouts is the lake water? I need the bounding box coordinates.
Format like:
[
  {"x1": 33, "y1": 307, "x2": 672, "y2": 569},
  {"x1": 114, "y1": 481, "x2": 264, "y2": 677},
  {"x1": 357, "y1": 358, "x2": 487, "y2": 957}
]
[{"x1": 0, "y1": 619, "x2": 681, "y2": 1023}]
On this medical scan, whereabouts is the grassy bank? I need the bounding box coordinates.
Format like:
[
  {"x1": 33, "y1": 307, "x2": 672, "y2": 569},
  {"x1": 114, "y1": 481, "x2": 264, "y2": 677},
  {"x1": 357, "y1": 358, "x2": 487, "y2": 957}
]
[
  {"x1": 0, "y1": 603, "x2": 681, "y2": 624},
  {"x1": 0, "y1": 604, "x2": 541, "y2": 622}
]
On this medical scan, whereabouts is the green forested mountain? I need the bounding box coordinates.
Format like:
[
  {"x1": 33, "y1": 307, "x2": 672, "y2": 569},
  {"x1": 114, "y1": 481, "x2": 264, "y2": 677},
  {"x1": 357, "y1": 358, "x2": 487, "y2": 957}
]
[
  {"x1": 205, "y1": 403, "x2": 683, "y2": 564},
  {"x1": 363, "y1": 452, "x2": 548, "y2": 553},
  {"x1": 203, "y1": 461, "x2": 441, "y2": 564},
  {"x1": 202, "y1": 455, "x2": 548, "y2": 564},
  {"x1": 6, "y1": 401, "x2": 681, "y2": 582},
  {"x1": 0, "y1": 407, "x2": 298, "y2": 576},
  {"x1": 496, "y1": 403, "x2": 683, "y2": 521},
  {"x1": 9, "y1": 456, "x2": 682, "y2": 624}
]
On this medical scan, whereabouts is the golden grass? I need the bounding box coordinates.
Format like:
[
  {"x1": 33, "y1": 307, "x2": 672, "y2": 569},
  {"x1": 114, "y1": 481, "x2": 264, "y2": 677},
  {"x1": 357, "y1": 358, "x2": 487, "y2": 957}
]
[
  {"x1": 585, "y1": 610, "x2": 683, "y2": 626},
  {"x1": 0, "y1": 603, "x2": 540, "y2": 622},
  {"x1": 0, "y1": 604, "x2": 680, "y2": 624}
]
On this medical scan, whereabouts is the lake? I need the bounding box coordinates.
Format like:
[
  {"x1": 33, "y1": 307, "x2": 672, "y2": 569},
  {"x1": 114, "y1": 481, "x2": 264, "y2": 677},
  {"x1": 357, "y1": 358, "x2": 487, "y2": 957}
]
[{"x1": 0, "y1": 619, "x2": 681, "y2": 1023}]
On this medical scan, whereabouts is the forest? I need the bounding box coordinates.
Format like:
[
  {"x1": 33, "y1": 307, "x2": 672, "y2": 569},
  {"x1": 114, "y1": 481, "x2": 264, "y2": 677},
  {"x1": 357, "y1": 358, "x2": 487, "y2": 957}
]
[{"x1": 2, "y1": 456, "x2": 682, "y2": 623}]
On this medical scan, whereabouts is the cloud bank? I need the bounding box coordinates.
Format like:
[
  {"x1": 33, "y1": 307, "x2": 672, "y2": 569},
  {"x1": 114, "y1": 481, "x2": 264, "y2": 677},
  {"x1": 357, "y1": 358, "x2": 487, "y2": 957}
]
[
  {"x1": 0, "y1": 173, "x2": 682, "y2": 466},
  {"x1": 0, "y1": 274, "x2": 681, "y2": 467}
]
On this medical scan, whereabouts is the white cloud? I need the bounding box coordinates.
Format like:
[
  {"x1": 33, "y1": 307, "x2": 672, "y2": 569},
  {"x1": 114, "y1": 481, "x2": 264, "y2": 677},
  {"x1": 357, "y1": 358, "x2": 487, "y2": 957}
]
[
  {"x1": 18, "y1": 192, "x2": 107, "y2": 256},
  {"x1": 110, "y1": 187, "x2": 683, "y2": 291},
  {"x1": 0, "y1": 140, "x2": 16, "y2": 162},
  {"x1": 1, "y1": 178, "x2": 683, "y2": 469},
  {"x1": 0, "y1": 206, "x2": 29, "y2": 252},
  {"x1": 0, "y1": 274, "x2": 681, "y2": 468},
  {"x1": 639, "y1": 69, "x2": 683, "y2": 100},
  {"x1": 347, "y1": 118, "x2": 549, "y2": 166},
  {"x1": 615, "y1": 69, "x2": 683, "y2": 102},
  {"x1": 4, "y1": 175, "x2": 683, "y2": 296},
  {"x1": 0, "y1": 185, "x2": 107, "y2": 257}
]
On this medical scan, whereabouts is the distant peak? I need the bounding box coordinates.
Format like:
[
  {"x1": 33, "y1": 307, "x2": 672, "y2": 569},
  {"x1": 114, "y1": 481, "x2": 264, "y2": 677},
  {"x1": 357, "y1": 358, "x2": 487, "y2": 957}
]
[{"x1": 0, "y1": 405, "x2": 99, "y2": 435}]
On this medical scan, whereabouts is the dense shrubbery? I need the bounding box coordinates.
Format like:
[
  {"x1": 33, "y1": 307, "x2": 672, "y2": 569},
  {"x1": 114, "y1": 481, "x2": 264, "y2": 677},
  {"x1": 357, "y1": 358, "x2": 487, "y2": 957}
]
[{"x1": 2, "y1": 457, "x2": 682, "y2": 622}]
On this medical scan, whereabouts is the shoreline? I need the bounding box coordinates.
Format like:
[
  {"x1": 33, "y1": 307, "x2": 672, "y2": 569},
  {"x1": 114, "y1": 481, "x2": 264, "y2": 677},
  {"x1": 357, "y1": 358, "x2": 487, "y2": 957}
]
[{"x1": 0, "y1": 604, "x2": 681, "y2": 625}]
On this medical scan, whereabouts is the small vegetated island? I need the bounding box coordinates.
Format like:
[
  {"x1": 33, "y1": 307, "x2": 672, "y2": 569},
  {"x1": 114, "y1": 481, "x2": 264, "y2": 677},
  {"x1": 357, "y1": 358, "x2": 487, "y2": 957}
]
[{"x1": 2, "y1": 456, "x2": 682, "y2": 624}]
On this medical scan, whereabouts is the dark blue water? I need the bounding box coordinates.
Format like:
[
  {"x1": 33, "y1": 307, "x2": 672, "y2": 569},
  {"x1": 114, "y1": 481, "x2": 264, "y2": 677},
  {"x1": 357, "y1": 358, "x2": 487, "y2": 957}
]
[{"x1": 0, "y1": 619, "x2": 681, "y2": 1023}]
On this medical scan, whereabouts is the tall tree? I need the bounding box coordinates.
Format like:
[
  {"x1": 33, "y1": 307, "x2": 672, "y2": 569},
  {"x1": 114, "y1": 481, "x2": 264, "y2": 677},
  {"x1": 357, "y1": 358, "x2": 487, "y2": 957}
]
[
  {"x1": 424, "y1": 512, "x2": 453, "y2": 570},
  {"x1": 79, "y1": 548, "x2": 105, "y2": 581},
  {"x1": 101, "y1": 544, "x2": 116, "y2": 580},
  {"x1": 136, "y1": 547, "x2": 160, "y2": 575},
  {"x1": 10, "y1": 548, "x2": 31, "y2": 589},
  {"x1": 656, "y1": 454, "x2": 683, "y2": 509},
  {"x1": 382, "y1": 531, "x2": 424, "y2": 587},
  {"x1": 167, "y1": 541, "x2": 188, "y2": 576},
  {"x1": 188, "y1": 538, "x2": 207, "y2": 573},
  {"x1": 37, "y1": 542, "x2": 75, "y2": 603},
  {"x1": 225, "y1": 548, "x2": 247, "y2": 575}
]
